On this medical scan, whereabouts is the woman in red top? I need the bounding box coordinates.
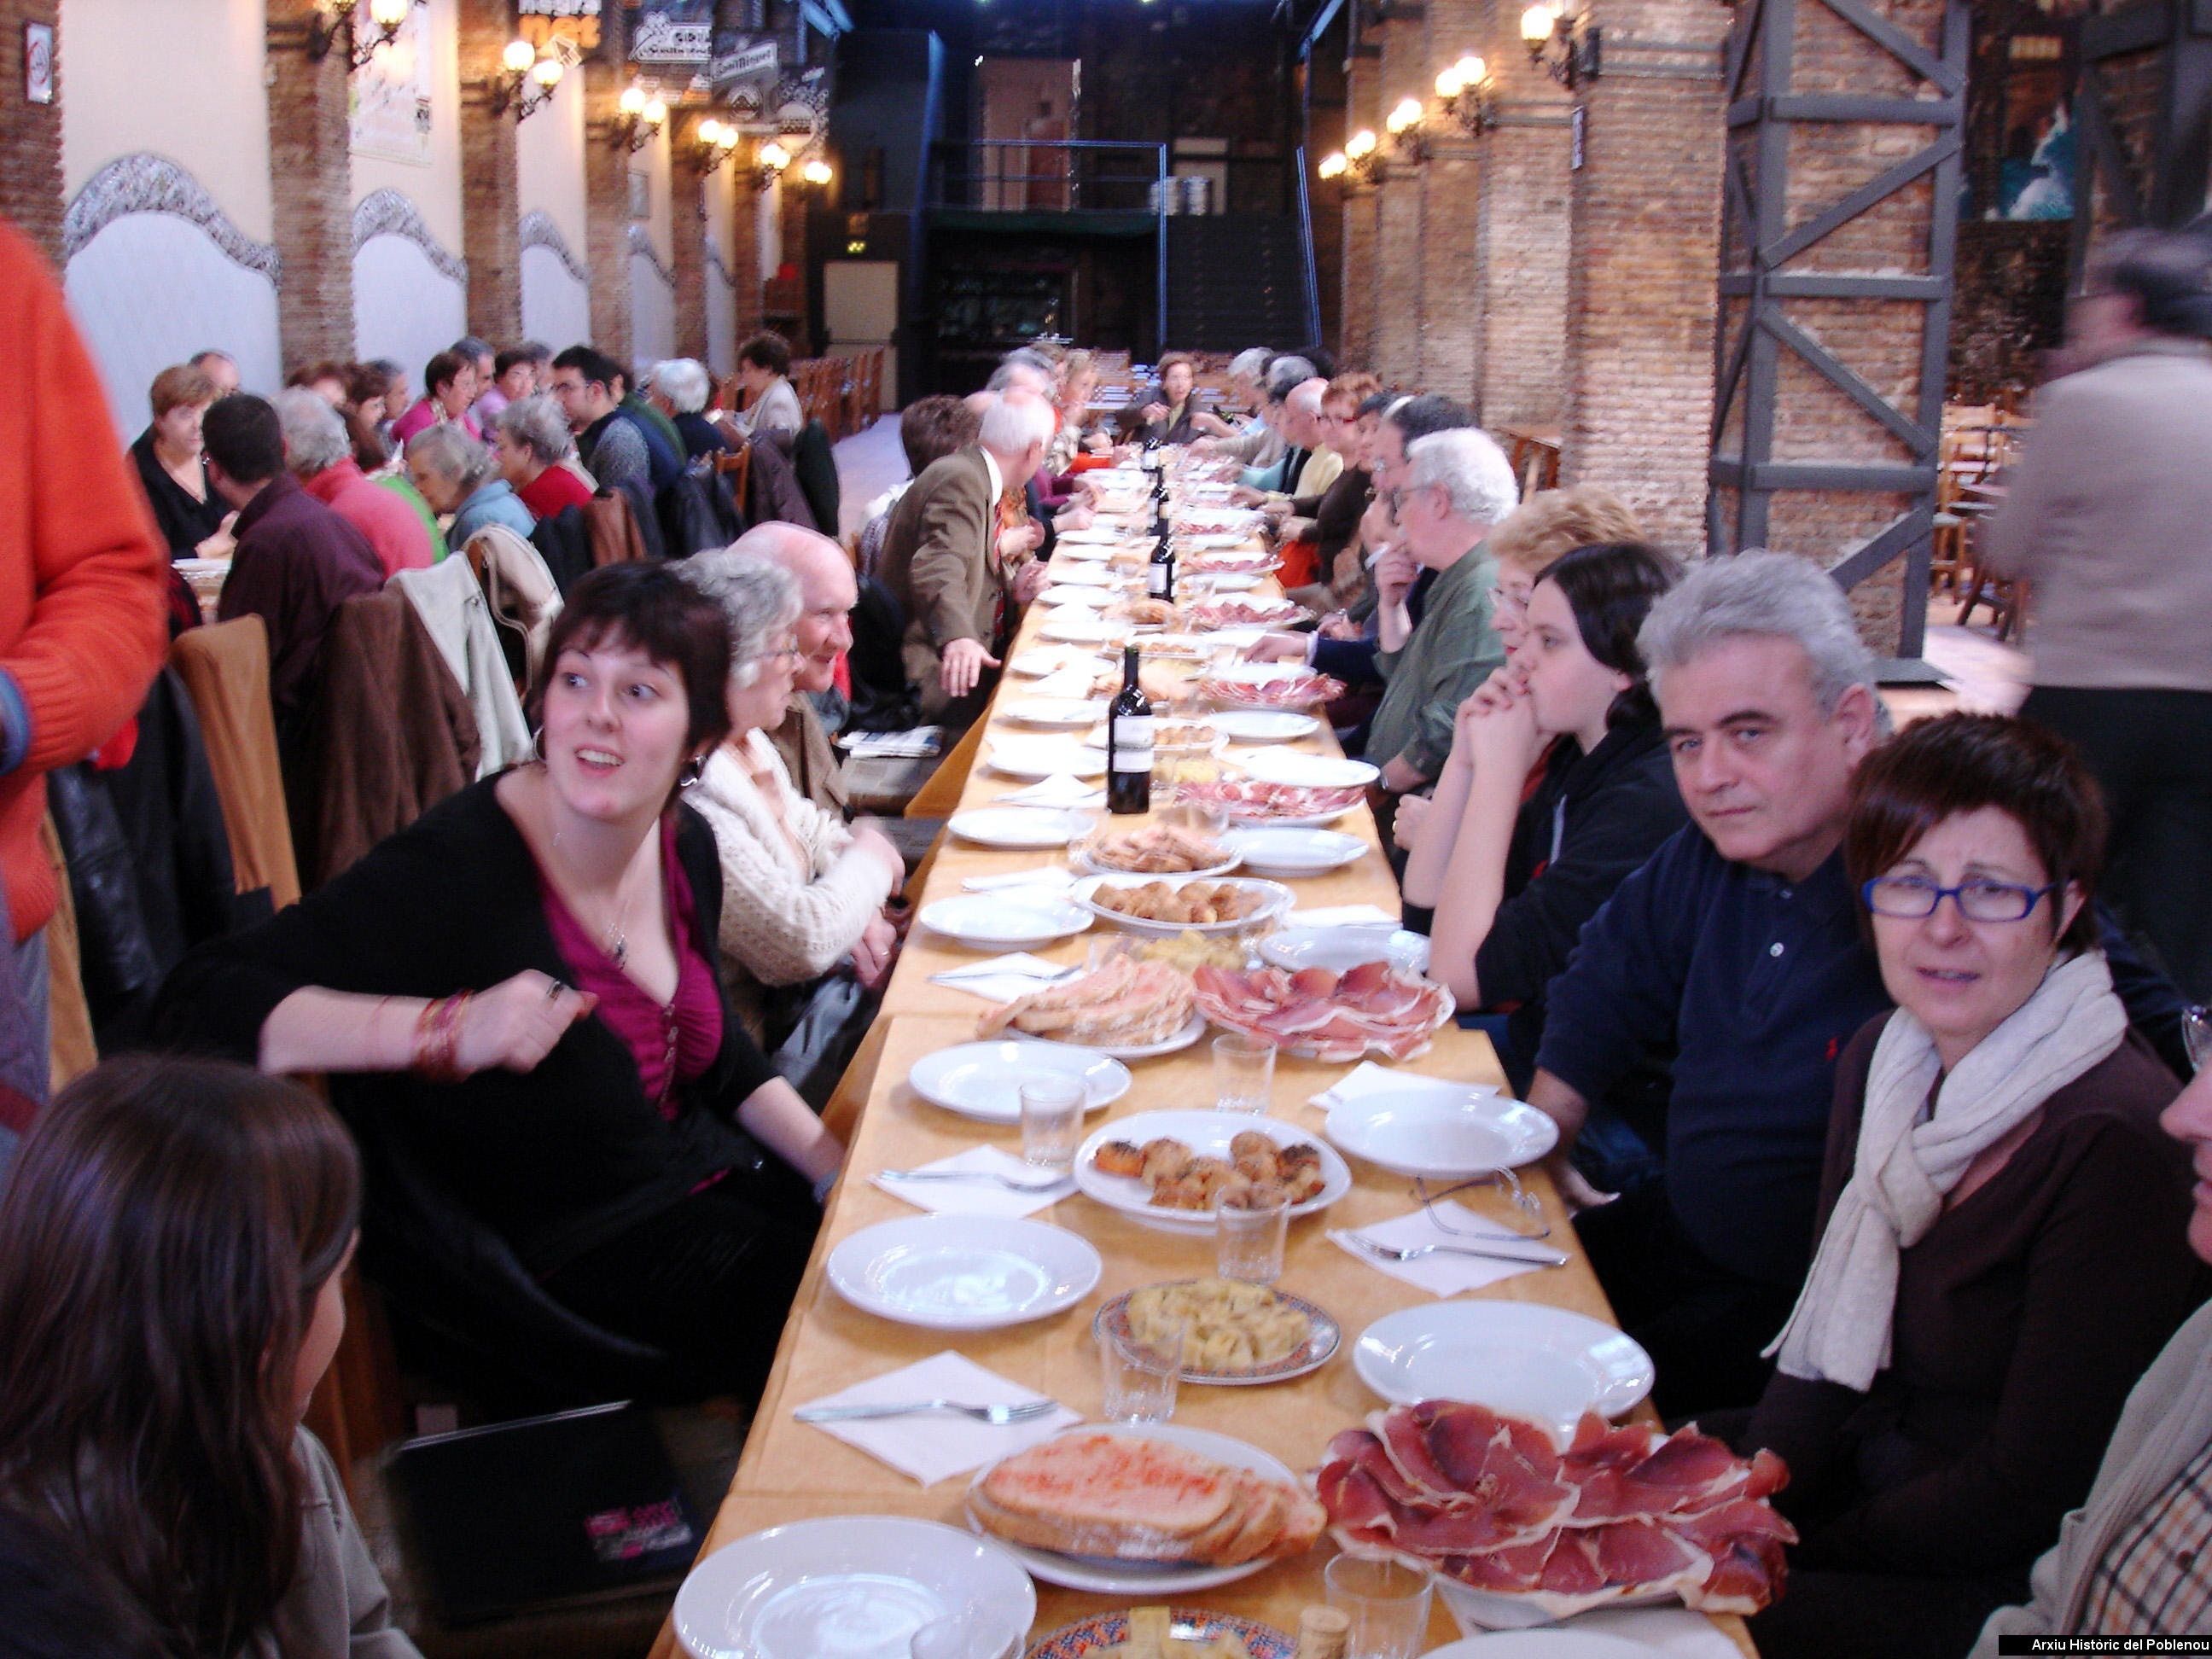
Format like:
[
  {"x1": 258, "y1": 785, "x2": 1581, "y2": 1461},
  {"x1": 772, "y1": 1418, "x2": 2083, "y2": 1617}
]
[{"x1": 494, "y1": 392, "x2": 597, "y2": 519}]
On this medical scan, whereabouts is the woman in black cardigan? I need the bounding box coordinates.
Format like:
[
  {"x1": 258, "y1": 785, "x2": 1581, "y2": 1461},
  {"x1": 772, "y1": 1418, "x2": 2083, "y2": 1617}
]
[{"x1": 157, "y1": 564, "x2": 841, "y2": 1400}]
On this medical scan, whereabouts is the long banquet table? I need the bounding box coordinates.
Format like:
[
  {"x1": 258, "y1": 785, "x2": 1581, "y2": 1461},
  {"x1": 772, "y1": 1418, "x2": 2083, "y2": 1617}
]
[{"x1": 649, "y1": 516, "x2": 1757, "y2": 1657}]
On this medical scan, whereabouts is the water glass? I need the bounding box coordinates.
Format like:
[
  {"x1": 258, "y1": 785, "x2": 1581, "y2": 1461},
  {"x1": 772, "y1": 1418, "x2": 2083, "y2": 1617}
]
[
  {"x1": 1324, "y1": 1553, "x2": 1433, "y2": 1659},
  {"x1": 1018, "y1": 1075, "x2": 1086, "y2": 1174},
  {"x1": 1216, "y1": 1190, "x2": 1289, "y2": 1284},
  {"x1": 1100, "y1": 1322, "x2": 1182, "y2": 1423},
  {"x1": 1213, "y1": 1033, "x2": 1276, "y2": 1115}
]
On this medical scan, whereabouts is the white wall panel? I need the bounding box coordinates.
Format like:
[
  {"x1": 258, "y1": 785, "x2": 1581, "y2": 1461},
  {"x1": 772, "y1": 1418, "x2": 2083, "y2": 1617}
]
[{"x1": 354, "y1": 235, "x2": 467, "y2": 385}]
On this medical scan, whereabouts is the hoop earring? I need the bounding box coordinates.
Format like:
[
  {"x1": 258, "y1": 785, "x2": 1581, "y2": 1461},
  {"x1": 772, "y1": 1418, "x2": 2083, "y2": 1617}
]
[
  {"x1": 678, "y1": 752, "x2": 706, "y2": 789},
  {"x1": 528, "y1": 725, "x2": 545, "y2": 765}
]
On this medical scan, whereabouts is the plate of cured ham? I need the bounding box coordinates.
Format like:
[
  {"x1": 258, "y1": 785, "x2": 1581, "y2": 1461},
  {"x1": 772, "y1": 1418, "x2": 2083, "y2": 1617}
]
[
  {"x1": 1173, "y1": 779, "x2": 1368, "y2": 828},
  {"x1": 1183, "y1": 597, "x2": 1308, "y2": 631},
  {"x1": 1316, "y1": 1401, "x2": 1796, "y2": 1623},
  {"x1": 1192, "y1": 962, "x2": 1455, "y2": 1062},
  {"x1": 1197, "y1": 671, "x2": 1345, "y2": 712}
]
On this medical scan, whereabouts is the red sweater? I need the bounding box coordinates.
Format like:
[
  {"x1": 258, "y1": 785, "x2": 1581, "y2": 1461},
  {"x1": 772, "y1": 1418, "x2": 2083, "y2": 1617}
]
[{"x1": 0, "y1": 223, "x2": 168, "y2": 940}]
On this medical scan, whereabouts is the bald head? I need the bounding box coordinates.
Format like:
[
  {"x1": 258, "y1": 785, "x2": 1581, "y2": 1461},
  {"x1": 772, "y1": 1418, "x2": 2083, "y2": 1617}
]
[
  {"x1": 729, "y1": 521, "x2": 857, "y2": 694},
  {"x1": 1284, "y1": 377, "x2": 1330, "y2": 446}
]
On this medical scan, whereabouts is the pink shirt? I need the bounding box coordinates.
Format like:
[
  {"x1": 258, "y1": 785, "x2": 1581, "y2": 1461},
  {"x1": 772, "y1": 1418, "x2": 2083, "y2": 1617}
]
[
  {"x1": 390, "y1": 398, "x2": 482, "y2": 447},
  {"x1": 300, "y1": 460, "x2": 435, "y2": 577}
]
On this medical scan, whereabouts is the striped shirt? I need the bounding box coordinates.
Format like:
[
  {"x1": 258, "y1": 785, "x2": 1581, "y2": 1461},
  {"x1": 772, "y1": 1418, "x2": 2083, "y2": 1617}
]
[{"x1": 2083, "y1": 1435, "x2": 2212, "y2": 1634}]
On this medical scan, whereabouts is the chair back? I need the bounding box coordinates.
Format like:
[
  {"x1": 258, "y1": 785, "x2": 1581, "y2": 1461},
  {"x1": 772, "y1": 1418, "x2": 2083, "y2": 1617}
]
[{"x1": 168, "y1": 617, "x2": 301, "y2": 909}]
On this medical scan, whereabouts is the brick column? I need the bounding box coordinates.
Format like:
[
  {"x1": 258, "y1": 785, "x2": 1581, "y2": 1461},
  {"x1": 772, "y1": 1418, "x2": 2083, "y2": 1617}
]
[
  {"x1": 1338, "y1": 25, "x2": 1380, "y2": 371},
  {"x1": 1470, "y1": 44, "x2": 1572, "y2": 429},
  {"x1": 265, "y1": 0, "x2": 355, "y2": 368},
  {"x1": 579, "y1": 55, "x2": 633, "y2": 357},
  {"x1": 671, "y1": 146, "x2": 710, "y2": 364},
  {"x1": 0, "y1": 0, "x2": 63, "y2": 265},
  {"x1": 1371, "y1": 10, "x2": 1426, "y2": 386},
  {"x1": 456, "y1": 0, "x2": 521, "y2": 341},
  {"x1": 1559, "y1": 0, "x2": 1729, "y2": 549},
  {"x1": 1410, "y1": 0, "x2": 1477, "y2": 401},
  {"x1": 728, "y1": 174, "x2": 764, "y2": 340}
]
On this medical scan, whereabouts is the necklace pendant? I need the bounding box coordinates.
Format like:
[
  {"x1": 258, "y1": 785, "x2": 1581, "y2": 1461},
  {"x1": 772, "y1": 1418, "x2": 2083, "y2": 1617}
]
[{"x1": 608, "y1": 931, "x2": 628, "y2": 966}]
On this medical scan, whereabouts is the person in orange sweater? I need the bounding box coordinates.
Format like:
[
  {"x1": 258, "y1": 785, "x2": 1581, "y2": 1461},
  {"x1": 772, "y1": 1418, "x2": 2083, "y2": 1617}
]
[{"x1": 0, "y1": 219, "x2": 171, "y2": 1150}]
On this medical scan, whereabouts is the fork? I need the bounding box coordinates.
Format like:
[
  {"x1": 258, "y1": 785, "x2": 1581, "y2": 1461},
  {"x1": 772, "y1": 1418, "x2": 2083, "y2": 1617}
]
[
  {"x1": 928, "y1": 963, "x2": 1085, "y2": 987},
  {"x1": 794, "y1": 1398, "x2": 1062, "y2": 1425},
  {"x1": 1343, "y1": 1230, "x2": 1567, "y2": 1268},
  {"x1": 877, "y1": 1167, "x2": 1073, "y2": 1192}
]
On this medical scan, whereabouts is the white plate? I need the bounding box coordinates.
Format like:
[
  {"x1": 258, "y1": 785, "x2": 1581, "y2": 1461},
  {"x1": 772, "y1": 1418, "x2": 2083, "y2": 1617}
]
[
  {"x1": 1205, "y1": 661, "x2": 1311, "y2": 687},
  {"x1": 1045, "y1": 562, "x2": 1117, "y2": 585},
  {"x1": 987, "y1": 743, "x2": 1108, "y2": 781},
  {"x1": 1212, "y1": 710, "x2": 1321, "y2": 742},
  {"x1": 1001, "y1": 698, "x2": 1109, "y2": 728},
  {"x1": 966, "y1": 1423, "x2": 1299, "y2": 1593},
  {"x1": 1007, "y1": 646, "x2": 1105, "y2": 679},
  {"x1": 1040, "y1": 615, "x2": 1124, "y2": 645},
  {"x1": 918, "y1": 894, "x2": 1092, "y2": 950},
  {"x1": 1220, "y1": 827, "x2": 1366, "y2": 876},
  {"x1": 1088, "y1": 1010, "x2": 1209, "y2": 1060},
  {"x1": 1353, "y1": 1303, "x2": 1656, "y2": 1435},
  {"x1": 1192, "y1": 571, "x2": 1264, "y2": 592},
  {"x1": 1260, "y1": 925, "x2": 1430, "y2": 975},
  {"x1": 673, "y1": 1514, "x2": 1034, "y2": 1659},
  {"x1": 1074, "y1": 1109, "x2": 1352, "y2": 1235},
  {"x1": 1040, "y1": 585, "x2": 1117, "y2": 608},
  {"x1": 1072, "y1": 873, "x2": 1295, "y2": 938},
  {"x1": 1240, "y1": 752, "x2": 1381, "y2": 790},
  {"x1": 1423, "y1": 1633, "x2": 1668, "y2": 1658},
  {"x1": 1074, "y1": 838, "x2": 1238, "y2": 879},
  {"x1": 908, "y1": 1039, "x2": 1131, "y2": 1121},
  {"x1": 827, "y1": 1215, "x2": 1103, "y2": 1330},
  {"x1": 1324, "y1": 1085, "x2": 1560, "y2": 1179},
  {"x1": 949, "y1": 807, "x2": 1095, "y2": 849}
]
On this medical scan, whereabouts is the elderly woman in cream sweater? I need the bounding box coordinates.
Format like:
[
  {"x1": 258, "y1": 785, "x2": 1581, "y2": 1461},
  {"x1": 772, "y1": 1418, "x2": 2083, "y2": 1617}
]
[{"x1": 679, "y1": 550, "x2": 905, "y2": 1066}]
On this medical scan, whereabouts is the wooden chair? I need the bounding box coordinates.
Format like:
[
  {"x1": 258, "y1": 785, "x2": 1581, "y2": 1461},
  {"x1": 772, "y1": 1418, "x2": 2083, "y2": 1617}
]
[{"x1": 713, "y1": 445, "x2": 753, "y2": 523}]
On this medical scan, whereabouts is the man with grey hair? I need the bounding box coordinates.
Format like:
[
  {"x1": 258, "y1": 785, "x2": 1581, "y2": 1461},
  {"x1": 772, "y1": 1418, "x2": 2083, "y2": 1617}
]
[
  {"x1": 987, "y1": 350, "x2": 1055, "y2": 397},
  {"x1": 279, "y1": 387, "x2": 434, "y2": 576},
  {"x1": 728, "y1": 520, "x2": 860, "y2": 814},
  {"x1": 647, "y1": 358, "x2": 732, "y2": 461},
  {"x1": 1362, "y1": 427, "x2": 1512, "y2": 797},
  {"x1": 877, "y1": 388, "x2": 1055, "y2": 725}
]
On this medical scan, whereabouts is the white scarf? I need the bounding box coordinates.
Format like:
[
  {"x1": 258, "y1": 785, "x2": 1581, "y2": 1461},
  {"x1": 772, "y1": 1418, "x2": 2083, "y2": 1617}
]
[{"x1": 1767, "y1": 949, "x2": 2125, "y2": 1390}]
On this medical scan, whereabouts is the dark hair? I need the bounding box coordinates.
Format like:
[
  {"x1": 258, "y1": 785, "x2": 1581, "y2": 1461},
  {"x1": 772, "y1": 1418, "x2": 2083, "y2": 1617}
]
[
  {"x1": 527, "y1": 562, "x2": 734, "y2": 763},
  {"x1": 551, "y1": 344, "x2": 622, "y2": 392},
  {"x1": 1355, "y1": 392, "x2": 1393, "y2": 420},
  {"x1": 1536, "y1": 541, "x2": 1682, "y2": 730},
  {"x1": 148, "y1": 364, "x2": 216, "y2": 420},
  {"x1": 346, "y1": 360, "x2": 394, "y2": 408},
  {"x1": 899, "y1": 393, "x2": 981, "y2": 475},
  {"x1": 424, "y1": 348, "x2": 469, "y2": 397},
  {"x1": 0, "y1": 1503, "x2": 165, "y2": 1659},
  {"x1": 1844, "y1": 712, "x2": 2105, "y2": 953},
  {"x1": 283, "y1": 359, "x2": 349, "y2": 393},
  {"x1": 493, "y1": 346, "x2": 535, "y2": 378},
  {"x1": 2099, "y1": 229, "x2": 2212, "y2": 341},
  {"x1": 452, "y1": 335, "x2": 493, "y2": 364},
  {"x1": 739, "y1": 330, "x2": 792, "y2": 377},
  {"x1": 1388, "y1": 393, "x2": 1476, "y2": 444},
  {"x1": 342, "y1": 403, "x2": 391, "y2": 471},
  {"x1": 0, "y1": 1057, "x2": 360, "y2": 1658},
  {"x1": 1155, "y1": 351, "x2": 1195, "y2": 384},
  {"x1": 201, "y1": 394, "x2": 285, "y2": 485}
]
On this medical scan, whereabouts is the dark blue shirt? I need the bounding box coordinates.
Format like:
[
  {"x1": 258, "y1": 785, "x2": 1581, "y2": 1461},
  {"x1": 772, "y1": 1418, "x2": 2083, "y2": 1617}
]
[
  {"x1": 620, "y1": 406, "x2": 684, "y2": 490},
  {"x1": 1313, "y1": 566, "x2": 1437, "y2": 687},
  {"x1": 1534, "y1": 830, "x2": 1890, "y2": 1288}
]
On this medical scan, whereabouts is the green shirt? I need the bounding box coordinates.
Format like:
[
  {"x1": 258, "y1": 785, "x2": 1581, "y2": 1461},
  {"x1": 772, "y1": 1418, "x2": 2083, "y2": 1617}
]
[{"x1": 1366, "y1": 543, "x2": 1504, "y2": 781}]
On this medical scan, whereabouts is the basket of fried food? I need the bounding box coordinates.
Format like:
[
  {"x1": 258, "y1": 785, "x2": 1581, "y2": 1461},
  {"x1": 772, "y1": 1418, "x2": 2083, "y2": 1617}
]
[
  {"x1": 1076, "y1": 823, "x2": 1237, "y2": 876},
  {"x1": 1092, "y1": 1130, "x2": 1330, "y2": 1212},
  {"x1": 975, "y1": 955, "x2": 1196, "y2": 1049},
  {"x1": 1106, "y1": 595, "x2": 1178, "y2": 626},
  {"x1": 1074, "y1": 875, "x2": 1292, "y2": 936},
  {"x1": 1150, "y1": 719, "x2": 1223, "y2": 755}
]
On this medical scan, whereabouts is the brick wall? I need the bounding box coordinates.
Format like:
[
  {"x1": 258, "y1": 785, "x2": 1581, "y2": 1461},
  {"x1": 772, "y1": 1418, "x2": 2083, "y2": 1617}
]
[
  {"x1": 1475, "y1": 112, "x2": 1572, "y2": 428},
  {"x1": 1559, "y1": 0, "x2": 1729, "y2": 552},
  {"x1": 266, "y1": 0, "x2": 355, "y2": 369},
  {"x1": 456, "y1": 0, "x2": 521, "y2": 343},
  {"x1": 0, "y1": 0, "x2": 62, "y2": 264},
  {"x1": 580, "y1": 55, "x2": 633, "y2": 358},
  {"x1": 671, "y1": 149, "x2": 709, "y2": 364}
]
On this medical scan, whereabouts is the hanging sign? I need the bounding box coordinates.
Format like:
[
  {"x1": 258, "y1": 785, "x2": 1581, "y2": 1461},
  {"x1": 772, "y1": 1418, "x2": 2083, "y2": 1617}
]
[{"x1": 633, "y1": 1, "x2": 714, "y2": 63}]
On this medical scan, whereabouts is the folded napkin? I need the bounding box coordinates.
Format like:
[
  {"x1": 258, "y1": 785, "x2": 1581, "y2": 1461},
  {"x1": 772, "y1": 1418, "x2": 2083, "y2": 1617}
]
[
  {"x1": 841, "y1": 727, "x2": 943, "y2": 759},
  {"x1": 1309, "y1": 1060, "x2": 1496, "y2": 1114},
  {"x1": 1328, "y1": 1202, "x2": 1556, "y2": 1295},
  {"x1": 928, "y1": 952, "x2": 1077, "y2": 1003},
  {"x1": 963, "y1": 866, "x2": 1078, "y2": 894},
  {"x1": 998, "y1": 774, "x2": 1106, "y2": 809},
  {"x1": 870, "y1": 1144, "x2": 1075, "y2": 1220},
  {"x1": 1435, "y1": 1582, "x2": 1743, "y2": 1655},
  {"x1": 1027, "y1": 667, "x2": 1101, "y2": 701},
  {"x1": 1288, "y1": 905, "x2": 1400, "y2": 929},
  {"x1": 795, "y1": 1350, "x2": 1081, "y2": 1486}
]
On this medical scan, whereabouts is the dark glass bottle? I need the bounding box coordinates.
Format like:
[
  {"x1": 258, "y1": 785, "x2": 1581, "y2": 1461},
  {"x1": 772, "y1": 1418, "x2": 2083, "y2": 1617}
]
[
  {"x1": 1146, "y1": 527, "x2": 1176, "y2": 602},
  {"x1": 1105, "y1": 644, "x2": 1153, "y2": 816}
]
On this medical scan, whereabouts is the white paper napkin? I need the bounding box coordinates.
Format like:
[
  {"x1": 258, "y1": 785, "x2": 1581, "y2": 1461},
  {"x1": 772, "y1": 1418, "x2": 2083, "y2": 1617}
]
[
  {"x1": 1434, "y1": 1581, "x2": 1742, "y2": 1656},
  {"x1": 963, "y1": 866, "x2": 1078, "y2": 894},
  {"x1": 998, "y1": 774, "x2": 1107, "y2": 809},
  {"x1": 1328, "y1": 1202, "x2": 1556, "y2": 1295},
  {"x1": 1308, "y1": 1060, "x2": 1495, "y2": 1114},
  {"x1": 1288, "y1": 905, "x2": 1401, "y2": 929},
  {"x1": 1029, "y1": 667, "x2": 1102, "y2": 701},
  {"x1": 795, "y1": 1349, "x2": 1081, "y2": 1486},
  {"x1": 870, "y1": 1144, "x2": 1075, "y2": 1219},
  {"x1": 928, "y1": 953, "x2": 1074, "y2": 1003}
]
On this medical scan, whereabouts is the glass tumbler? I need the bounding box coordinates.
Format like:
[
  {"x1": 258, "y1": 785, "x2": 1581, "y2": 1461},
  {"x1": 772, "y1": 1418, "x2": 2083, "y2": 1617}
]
[
  {"x1": 1324, "y1": 1552, "x2": 1433, "y2": 1659},
  {"x1": 1100, "y1": 1322, "x2": 1182, "y2": 1423},
  {"x1": 1212, "y1": 1033, "x2": 1276, "y2": 1115},
  {"x1": 1017, "y1": 1075, "x2": 1086, "y2": 1175}
]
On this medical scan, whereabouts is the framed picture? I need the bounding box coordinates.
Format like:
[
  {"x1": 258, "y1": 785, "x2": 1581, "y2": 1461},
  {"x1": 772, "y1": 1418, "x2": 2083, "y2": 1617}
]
[{"x1": 23, "y1": 23, "x2": 53, "y2": 106}]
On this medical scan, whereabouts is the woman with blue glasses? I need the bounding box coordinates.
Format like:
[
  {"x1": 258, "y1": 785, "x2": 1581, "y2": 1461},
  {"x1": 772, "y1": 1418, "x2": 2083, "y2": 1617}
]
[{"x1": 1733, "y1": 712, "x2": 2201, "y2": 1659}]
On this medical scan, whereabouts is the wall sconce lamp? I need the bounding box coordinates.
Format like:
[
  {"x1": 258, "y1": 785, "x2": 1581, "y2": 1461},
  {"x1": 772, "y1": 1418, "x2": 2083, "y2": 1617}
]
[
  {"x1": 611, "y1": 84, "x2": 668, "y2": 151},
  {"x1": 483, "y1": 38, "x2": 564, "y2": 120},
  {"x1": 800, "y1": 157, "x2": 835, "y2": 195},
  {"x1": 1319, "y1": 128, "x2": 1383, "y2": 186},
  {"x1": 1522, "y1": 2, "x2": 1602, "y2": 87},
  {"x1": 1384, "y1": 96, "x2": 1431, "y2": 164},
  {"x1": 1435, "y1": 55, "x2": 1497, "y2": 132},
  {"x1": 753, "y1": 141, "x2": 793, "y2": 191},
  {"x1": 307, "y1": 0, "x2": 414, "y2": 69},
  {"x1": 689, "y1": 118, "x2": 742, "y2": 173}
]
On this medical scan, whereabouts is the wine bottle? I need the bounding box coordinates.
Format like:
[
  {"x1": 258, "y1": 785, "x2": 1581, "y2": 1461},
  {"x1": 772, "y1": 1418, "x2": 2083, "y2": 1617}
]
[
  {"x1": 1104, "y1": 644, "x2": 1153, "y2": 816},
  {"x1": 1146, "y1": 527, "x2": 1176, "y2": 602}
]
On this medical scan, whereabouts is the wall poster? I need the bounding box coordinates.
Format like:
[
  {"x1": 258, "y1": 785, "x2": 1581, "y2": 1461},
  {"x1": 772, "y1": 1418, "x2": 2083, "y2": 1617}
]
[{"x1": 350, "y1": 9, "x2": 431, "y2": 165}]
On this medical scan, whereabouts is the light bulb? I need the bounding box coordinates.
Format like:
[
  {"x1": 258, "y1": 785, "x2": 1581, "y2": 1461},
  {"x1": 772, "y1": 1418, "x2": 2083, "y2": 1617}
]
[
  {"x1": 716, "y1": 126, "x2": 740, "y2": 150},
  {"x1": 698, "y1": 119, "x2": 723, "y2": 145},
  {"x1": 1318, "y1": 153, "x2": 1348, "y2": 179},
  {"x1": 1388, "y1": 98, "x2": 1423, "y2": 134},
  {"x1": 531, "y1": 55, "x2": 562, "y2": 88},
  {"x1": 1458, "y1": 54, "x2": 1486, "y2": 83},
  {"x1": 760, "y1": 142, "x2": 790, "y2": 170},
  {"x1": 370, "y1": 0, "x2": 410, "y2": 27},
  {"x1": 1435, "y1": 67, "x2": 1464, "y2": 99},
  {"x1": 502, "y1": 38, "x2": 535, "y2": 74},
  {"x1": 1522, "y1": 3, "x2": 1557, "y2": 44},
  {"x1": 643, "y1": 96, "x2": 667, "y2": 129},
  {"x1": 620, "y1": 85, "x2": 646, "y2": 115},
  {"x1": 1346, "y1": 130, "x2": 1377, "y2": 159},
  {"x1": 802, "y1": 158, "x2": 833, "y2": 185}
]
